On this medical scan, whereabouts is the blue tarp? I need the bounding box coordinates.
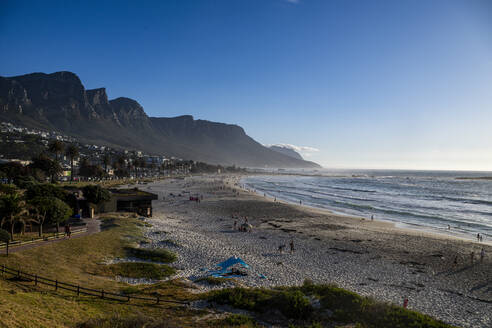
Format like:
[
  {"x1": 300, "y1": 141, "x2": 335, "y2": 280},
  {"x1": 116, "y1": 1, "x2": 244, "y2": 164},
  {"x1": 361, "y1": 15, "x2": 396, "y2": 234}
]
[
  {"x1": 216, "y1": 256, "x2": 249, "y2": 270},
  {"x1": 207, "y1": 256, "x2": 250, "y2": 277}
]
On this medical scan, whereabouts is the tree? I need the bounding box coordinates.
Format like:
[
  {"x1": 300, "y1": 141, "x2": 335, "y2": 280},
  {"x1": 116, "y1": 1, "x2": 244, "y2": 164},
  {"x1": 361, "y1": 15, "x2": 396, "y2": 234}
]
[
  {"x1": 48, "y1": 198, "x2": 72, "y2": 233},
  {"x1": 0, "y1": 228, "x2": 10, "y2": 256},
  {"x1": 0, "y1": 184, "x2": 18, "y2": 196},
  {"x1": 29, "y1": 197, "x2": 57, "y2": 237},
  {"x1": 102, "y1": 154, "x2": 111, "y2": 173},
  {"x1": 48, "y1": 140, "x2": 65, "y2": 162},
  {"x1": 82, "y1": 185, "x2": 110, "y2": 205},
  {"x1": 0, "y1": 193, "x2": 26, "y2": 241},
  {"x1": 30, "y1": 153, "x2": 62, "y2": 183},
  {"x1": 79, "y1": 159, "x2": 105, "y2": 179},
  {"x1": 65, "y1": 144, "x2": 79, "y2": 181},
  {"x1": 25, "y1": 183, "x2": 66, "y2": 201},
  {"x1": 0, "y1": 162, "x2": 25, "y2": 184}
]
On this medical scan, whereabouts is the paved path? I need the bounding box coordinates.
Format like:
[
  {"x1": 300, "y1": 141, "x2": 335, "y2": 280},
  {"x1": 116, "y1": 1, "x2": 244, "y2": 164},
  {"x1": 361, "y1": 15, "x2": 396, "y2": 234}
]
[{"x1": 3, "y1": 218, "x2": 101, "y2": 254}]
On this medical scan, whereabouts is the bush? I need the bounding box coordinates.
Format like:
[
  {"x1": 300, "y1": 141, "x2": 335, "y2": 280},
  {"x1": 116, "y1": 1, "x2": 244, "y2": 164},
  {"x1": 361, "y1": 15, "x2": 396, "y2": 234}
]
[
  {"x1": 208, "y1": 288, "x2": 312, "y2": 319},
  {"x1": 208, "y1": 282, "x2": 456, "y2": 328},
  {"x1": 217, "y1": 314, "x2": 259, "y2": 327},
  {"x1": 196, "y1": 276, "x2": 230, "y2": 285},
  {"x1": 125, "y1": 247, "x2": 177, "y2": 263}
]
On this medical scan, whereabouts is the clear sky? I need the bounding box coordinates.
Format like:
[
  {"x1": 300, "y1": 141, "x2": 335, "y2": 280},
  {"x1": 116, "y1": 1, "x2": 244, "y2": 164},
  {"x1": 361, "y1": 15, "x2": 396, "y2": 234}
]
[{"x1": 1, "y1": 0, "x2": 491, "y2": 170}]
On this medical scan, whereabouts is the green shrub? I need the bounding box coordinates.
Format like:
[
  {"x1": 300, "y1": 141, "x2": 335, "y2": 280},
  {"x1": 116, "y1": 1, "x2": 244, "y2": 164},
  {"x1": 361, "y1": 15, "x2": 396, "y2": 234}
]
[
  {"x1": 125, "y1": 247, "x2": 177, "y2": 263},
  {"x1": 208, "y1": 282, "x2": 456, "y2": 328},
  {"x1": 196, "y1": 276, "x2": 230, "y2": 285},
  {"x1": 208, "y1": 288, "x2": 312, "y2": 320},
  {"x1": 215, "y1": 314, "x2": 259, "y2": 327}
]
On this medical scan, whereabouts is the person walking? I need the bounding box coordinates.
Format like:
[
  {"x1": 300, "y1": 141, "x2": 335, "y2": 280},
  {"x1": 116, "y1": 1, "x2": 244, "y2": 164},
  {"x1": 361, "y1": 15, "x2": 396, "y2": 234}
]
[
  {"x1": 470, "y1": 251, "x2": 475, "y2": 265},
  {"x1": 480, "y1": 248, "x2": 485, "y2": 263},
  {"x1": 289, "y1": 239, "x2": 295, "y2": 254}
]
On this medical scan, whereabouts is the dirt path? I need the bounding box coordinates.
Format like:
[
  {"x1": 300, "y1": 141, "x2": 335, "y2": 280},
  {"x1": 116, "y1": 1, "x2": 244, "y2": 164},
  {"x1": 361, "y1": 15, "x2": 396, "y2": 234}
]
[{"x1": 3, "y1": 218, "x2": 101, "y2": 254}]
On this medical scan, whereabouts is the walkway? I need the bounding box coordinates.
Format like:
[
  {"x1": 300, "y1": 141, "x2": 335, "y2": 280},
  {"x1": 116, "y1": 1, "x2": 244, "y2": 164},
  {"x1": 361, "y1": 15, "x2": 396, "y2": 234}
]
[{"x1": 3, "y1": 218, "x2": 101, "y2": 254}]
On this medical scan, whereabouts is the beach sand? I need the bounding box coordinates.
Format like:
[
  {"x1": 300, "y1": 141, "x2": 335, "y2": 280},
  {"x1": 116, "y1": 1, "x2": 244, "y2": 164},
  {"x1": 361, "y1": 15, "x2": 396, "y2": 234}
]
[{"x1": 137, "y1": 175, "x2": 491, "y2": 328}]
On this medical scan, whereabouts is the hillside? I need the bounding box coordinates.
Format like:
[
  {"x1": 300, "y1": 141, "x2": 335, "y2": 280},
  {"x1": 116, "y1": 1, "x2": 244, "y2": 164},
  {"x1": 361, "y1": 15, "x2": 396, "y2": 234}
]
[
  {"x1": 269, "y1": 145, "x2": 304, "y2": 160},
  {"x1": 0, "y1": 72, "x2": 320, "y2": 168}
]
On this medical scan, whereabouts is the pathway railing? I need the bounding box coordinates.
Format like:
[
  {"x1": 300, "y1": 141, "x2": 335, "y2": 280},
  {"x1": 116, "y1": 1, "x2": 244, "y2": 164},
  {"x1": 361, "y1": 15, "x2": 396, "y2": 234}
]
[
  {"x1": 0, "y1": 264, "x2": 189, "y2": 305},
  {"x1": 0, "y1": 228, "x2": 88, "y2": 249}
]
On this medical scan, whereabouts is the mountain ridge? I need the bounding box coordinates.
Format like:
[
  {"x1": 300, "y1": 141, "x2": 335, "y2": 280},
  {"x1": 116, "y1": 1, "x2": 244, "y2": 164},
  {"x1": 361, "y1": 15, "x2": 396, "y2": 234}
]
[{"x1": 0, "y1": 71, "x2": 321, "y2": 168}]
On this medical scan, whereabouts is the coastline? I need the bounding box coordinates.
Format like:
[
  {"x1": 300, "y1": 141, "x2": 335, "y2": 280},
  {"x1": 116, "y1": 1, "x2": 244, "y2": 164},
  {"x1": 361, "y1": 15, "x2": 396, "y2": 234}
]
[
  {"x1": 240, "y1": 174, "x2": 492, "y2": 246},
  {"x1": 139, "y1": 174, "x2": 492, "y2": 328}
]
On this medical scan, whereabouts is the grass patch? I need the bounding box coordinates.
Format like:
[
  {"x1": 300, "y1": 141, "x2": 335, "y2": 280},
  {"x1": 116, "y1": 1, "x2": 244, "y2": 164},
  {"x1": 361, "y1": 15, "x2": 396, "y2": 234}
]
[
  {"x1": 101, "y1": 262, "x2": 175, "y2": 279},
  {"x1": 207, "y1": 281, "x2": 457, "y2": 327},
  {"x1": 0, "y1": 213, "x2": 199, "y2": 328},
  {"x1": 196, "y1": 276, "x2": 231, "y2": 285},
  {"x1": 211, "y1": 314, "x2": 260, "y2": 327},
  {"x1": 208, "y1": 288, "x2": 312, "y2": 320},
  {"x1": 75, "y1": 313, "x2": 171, "y2": 328},
  {"x1": 119, "y1": 286, "x2": 141, "y2": 295},
  {"x1": 125, "y1": 247, "x2": 177, "y2": 263}
]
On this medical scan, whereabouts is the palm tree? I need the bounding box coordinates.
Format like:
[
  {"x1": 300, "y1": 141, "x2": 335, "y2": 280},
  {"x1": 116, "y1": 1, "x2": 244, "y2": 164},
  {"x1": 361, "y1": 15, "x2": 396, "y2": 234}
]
[
  {"x1": 65, "y1": 144, "x2": 79, "y2": 182},
  {"x1": 102, "y1": 154, "x2": 111, "y2": 174},
  {"x1": 48, "y1": 140, "x2": 65, "y2": 162}
]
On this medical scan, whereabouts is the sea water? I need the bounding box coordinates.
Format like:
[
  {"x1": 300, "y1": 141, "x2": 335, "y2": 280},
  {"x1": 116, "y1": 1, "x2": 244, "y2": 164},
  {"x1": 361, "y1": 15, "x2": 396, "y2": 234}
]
[{"x1": 242, "y1": 170, "x2": 492, "y2": 240}]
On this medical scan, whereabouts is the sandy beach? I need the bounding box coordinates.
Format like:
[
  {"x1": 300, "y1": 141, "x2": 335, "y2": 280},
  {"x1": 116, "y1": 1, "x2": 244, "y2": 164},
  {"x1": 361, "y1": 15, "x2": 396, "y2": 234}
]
[{"x1": 137, "y1": 175, "x2": 491, "y2": 328}]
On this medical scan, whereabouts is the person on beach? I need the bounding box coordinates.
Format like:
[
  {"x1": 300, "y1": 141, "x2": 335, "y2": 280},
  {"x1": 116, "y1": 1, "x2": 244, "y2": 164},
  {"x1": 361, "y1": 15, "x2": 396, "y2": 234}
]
[
  {"x1": 290, "y1": 239, "x2": 295, "y2": 253},
  {"x1": 447, "y1": 225, "x2": 450, "y2": 230},
  {"x1": 477, "y1": 233, "x2": 480, "y2": 242},
  {"x1": 470, "y1": 251, "x2": 475, "y2": 265},
  {"x1": 371, "y1": 215, "x2": 374, "y2": 221},
  {"x1": 453, "y1": 255, "x2": 458, "y2": 267},
  {"x1": 480, "y1": 235, "x2": 483, "y2": 242},
  {"x1": 234, "y1": 220, "x2": 237, "y2": 230},
  {"x1": 278, "y1": 244, "x2": 286, "y2": 254},
  {"x1": 480, "y1": 248, "x2": 485, "y2": 263},
  {"x1": 299, "y1": 200, "x2": 302, "y2": 205}
]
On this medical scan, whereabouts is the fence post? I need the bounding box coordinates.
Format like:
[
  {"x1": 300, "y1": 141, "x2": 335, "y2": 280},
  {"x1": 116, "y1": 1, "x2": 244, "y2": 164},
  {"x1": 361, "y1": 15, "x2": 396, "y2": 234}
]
[
  {"x1": 101, "y1": 289, "x2": 104, "y2": 299},
  {"x1": 34, "y1": 275, "x2": 37, "y2": 286},
  {"x1": 77, "y1": 285, "x2": 80, "y2": 296},
  {"x1": 55, "y1": 280, "x2": 58, "y2": 291}
]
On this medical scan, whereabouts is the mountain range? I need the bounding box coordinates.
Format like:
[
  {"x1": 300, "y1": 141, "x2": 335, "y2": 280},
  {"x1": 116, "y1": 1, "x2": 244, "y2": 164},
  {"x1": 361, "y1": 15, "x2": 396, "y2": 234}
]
[
  {"x1": 0, "y1": 71, "x2": 320, "y2": 168},
  {"x1": 268, "y1": 145, "x2": 304, "y2": 160}
]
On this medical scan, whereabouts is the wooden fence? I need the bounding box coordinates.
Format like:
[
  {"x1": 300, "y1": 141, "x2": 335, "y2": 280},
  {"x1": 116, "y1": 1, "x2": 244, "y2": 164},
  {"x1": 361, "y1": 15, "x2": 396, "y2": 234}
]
[
  {"x1": 0, "y1": 264, "x2": 189, "y2": 305},
  {"x1": 0, "y1": 227, "x2": 88, "y2": 250}
]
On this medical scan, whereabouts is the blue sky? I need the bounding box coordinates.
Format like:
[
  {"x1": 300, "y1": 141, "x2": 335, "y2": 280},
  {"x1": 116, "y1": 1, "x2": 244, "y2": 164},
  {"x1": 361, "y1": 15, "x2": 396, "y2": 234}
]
[{"x1": 1, "y1": 0, "x2": 491, "y2": 170}]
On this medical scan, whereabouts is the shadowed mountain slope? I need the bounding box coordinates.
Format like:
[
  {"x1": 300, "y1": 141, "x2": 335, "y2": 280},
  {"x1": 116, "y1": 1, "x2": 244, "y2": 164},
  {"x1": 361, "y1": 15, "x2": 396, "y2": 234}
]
[{"x1": 0, "y1": 71, "x2": 320, "y2": 168}]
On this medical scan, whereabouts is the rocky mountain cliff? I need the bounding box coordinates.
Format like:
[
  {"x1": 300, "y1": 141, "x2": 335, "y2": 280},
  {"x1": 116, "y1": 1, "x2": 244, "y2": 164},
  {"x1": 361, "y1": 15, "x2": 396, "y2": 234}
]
[{"x1": 0, "y1": 71, "x2": 320, "y2": 168}]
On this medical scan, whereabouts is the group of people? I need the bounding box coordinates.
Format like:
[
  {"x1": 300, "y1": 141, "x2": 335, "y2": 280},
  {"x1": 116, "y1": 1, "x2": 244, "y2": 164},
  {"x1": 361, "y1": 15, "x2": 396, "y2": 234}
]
[
  {"x1": 232, "y1": 214, "x2": 252, "y2": 232},
  {"x1": 476, "y1": 233, "x2": 484, "y2": 243},
  {"x1": 469, "y1": 248, "x2": 486, "y2": 265}
]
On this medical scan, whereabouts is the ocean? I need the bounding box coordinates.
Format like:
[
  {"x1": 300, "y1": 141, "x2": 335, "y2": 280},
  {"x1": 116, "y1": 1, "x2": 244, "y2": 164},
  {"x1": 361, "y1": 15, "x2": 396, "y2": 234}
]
[{"x1": 242, "y1": 170, "x2": 492, "y2": 241}]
